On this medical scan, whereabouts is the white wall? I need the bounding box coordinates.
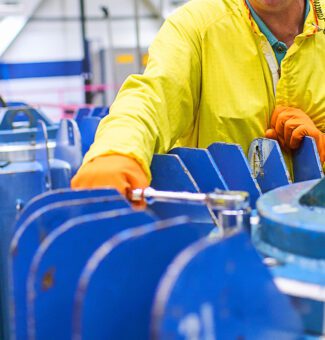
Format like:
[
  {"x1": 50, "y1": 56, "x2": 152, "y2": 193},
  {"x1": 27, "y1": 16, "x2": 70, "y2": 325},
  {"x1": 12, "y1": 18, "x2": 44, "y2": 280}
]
[{"x1": 0, "y1": 0, "x2": 163, "y2": 120}]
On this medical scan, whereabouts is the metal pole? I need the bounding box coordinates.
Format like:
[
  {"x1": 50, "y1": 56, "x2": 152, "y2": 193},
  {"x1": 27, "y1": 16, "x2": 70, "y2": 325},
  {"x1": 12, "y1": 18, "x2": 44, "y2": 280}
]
[
  {"x1": 101, "y1": 6, "x2": 118, "y2": 100},
  {"x1": 133, "y1": 0, "x2": 142, "y2": 73},
  {"x1": 79, "y1": 0, "x2": 92, "y2": 104},
  {"x1": 159, "y1": 0, "x2": 164, "y2": 23}
]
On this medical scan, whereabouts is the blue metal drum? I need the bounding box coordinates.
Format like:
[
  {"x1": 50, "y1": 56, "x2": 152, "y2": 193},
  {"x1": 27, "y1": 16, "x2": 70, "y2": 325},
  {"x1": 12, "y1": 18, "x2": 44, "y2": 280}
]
[
  {"x1": 254, "y1": 178, "x2": 325, "y2": 336},
  {"x1": 0, "y1": 106, "x2": 58, "y2": 143}
]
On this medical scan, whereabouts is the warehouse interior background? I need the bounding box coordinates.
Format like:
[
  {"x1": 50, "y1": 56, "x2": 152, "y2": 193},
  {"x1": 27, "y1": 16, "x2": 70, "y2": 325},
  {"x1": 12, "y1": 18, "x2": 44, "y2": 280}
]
[{"x1": 0, "y1": 0, "x2": 186, "y2": 120}]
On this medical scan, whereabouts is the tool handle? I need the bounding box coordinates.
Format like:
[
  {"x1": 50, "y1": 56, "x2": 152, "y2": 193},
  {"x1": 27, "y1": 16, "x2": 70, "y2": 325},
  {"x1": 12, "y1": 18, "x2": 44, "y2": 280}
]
[{"x1": 129, "y1": 187, "x2": 250, "y2": 211}]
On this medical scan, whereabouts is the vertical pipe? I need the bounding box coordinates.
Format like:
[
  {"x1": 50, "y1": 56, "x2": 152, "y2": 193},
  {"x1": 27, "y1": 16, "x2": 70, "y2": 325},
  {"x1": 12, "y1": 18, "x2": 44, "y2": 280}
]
[
  {"x1": 102, "y1": 6, "x2": 118, "y2": 100},
  {"x1": 99, "y1": 49, "x2": 107, "y2": 106},
  {"x1": 79, "y1": 0, "x2": 92, "y2": 104},
  {"x1": 133, "y1": 0, "x2": 142, "y2": 73},
  {"x1": 159, "y1": 0, "x2": 164, "y2": 23}
]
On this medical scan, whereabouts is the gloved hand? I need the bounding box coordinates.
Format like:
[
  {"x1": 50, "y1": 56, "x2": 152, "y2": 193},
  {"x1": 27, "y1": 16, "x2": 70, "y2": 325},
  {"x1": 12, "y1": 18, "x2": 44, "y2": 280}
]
[
  {"x1": 265, "y1": 106, "x2": 325, "y2": 163},
  {"x1": 71, "y1": 154, "x2": 149, "y2": 197}
]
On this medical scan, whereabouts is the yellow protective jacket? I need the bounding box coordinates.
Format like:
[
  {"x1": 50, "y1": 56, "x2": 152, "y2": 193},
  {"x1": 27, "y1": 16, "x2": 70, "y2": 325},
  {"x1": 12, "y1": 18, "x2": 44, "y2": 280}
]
[{"x1": 84, "y1": 0, "x2": 325, "y2": 180}]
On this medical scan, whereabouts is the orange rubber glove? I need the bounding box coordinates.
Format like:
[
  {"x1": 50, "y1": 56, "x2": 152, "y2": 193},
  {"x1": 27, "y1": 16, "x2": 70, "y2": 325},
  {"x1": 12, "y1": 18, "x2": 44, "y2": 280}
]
[
  {"x1": 71, "y1": 154, "x2": 149, "y2": 197},
  {"x1": 265, "y1": 106, "x2": 325, "y2": 163}
]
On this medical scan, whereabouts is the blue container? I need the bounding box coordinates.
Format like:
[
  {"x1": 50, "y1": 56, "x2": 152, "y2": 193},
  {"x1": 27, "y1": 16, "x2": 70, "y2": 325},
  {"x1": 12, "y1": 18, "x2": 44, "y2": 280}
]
[{"x1": 0, "y1": 158, "x2": 48, "y2": 340}]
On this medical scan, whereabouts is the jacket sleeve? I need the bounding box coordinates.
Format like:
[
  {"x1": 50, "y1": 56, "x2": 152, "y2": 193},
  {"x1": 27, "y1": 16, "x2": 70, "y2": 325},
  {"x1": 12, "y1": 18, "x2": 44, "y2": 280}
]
[{"x1": 83, "y1": 6, "x2": 203, "y2": 180}]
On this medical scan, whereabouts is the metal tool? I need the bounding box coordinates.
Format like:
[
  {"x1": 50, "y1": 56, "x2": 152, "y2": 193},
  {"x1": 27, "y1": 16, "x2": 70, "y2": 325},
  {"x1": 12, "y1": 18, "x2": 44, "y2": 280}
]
[
  {"x1": 131, "y1": 187, "x2": 249, "y2": 210},
  {"x1": 130, "y1": 187, "x2": 251, "y2": 233}
]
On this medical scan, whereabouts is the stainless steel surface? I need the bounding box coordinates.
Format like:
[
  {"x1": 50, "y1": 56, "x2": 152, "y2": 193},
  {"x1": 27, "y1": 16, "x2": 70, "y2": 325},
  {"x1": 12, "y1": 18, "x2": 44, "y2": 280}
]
[{"x1": 0, "y1": 141, "x2": 56, "y2": 162}]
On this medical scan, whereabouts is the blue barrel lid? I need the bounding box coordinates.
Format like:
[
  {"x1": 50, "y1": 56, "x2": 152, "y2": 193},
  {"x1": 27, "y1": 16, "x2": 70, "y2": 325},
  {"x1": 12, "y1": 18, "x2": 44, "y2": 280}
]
[{"x1": 257, "y1": 180, "x2": 325, "y2": 259}]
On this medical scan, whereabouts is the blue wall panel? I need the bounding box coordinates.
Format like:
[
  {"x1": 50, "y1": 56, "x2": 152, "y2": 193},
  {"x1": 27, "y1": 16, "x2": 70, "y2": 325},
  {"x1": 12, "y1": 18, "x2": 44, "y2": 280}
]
[{"x1": 0, "y1": 60, "x2": 83, "y2": 80}]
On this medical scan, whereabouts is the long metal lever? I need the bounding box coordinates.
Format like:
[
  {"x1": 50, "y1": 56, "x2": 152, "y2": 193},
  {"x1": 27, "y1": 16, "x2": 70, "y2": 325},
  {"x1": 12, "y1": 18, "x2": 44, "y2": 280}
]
[
  {"x1": 130, "y1": 187, "x2": 250, "y2": 211},
  {"x1": 129, "y1": 188, "x2": 251, "y2": 234}
]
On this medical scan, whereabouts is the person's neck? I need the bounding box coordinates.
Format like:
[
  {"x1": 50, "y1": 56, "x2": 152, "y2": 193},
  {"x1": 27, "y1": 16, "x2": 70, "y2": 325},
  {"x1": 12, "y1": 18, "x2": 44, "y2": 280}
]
[{"x1": 249, "y1": 0, "x2": 306, "y2": 47}]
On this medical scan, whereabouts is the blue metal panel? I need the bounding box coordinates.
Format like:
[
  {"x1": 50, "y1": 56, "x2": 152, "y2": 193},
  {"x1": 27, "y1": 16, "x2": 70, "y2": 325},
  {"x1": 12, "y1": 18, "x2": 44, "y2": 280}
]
[
  {"x1": 0, "y1": 162, "x2": 46, "y2": 340},
  {"x1": 15, "y1": 188, "x2": 119, "y2": 231},
  {"x1": 0, "y1": 125, "x2": 58, "y2": 144},
  {"x1": 0, "y1": 60, "x2": 83, "y2": 80},
  {"x1": 248, "y1": 138, "x2": 291, "y2": 193},
  {"x1": 169, "y1": 147, "x2": 228, "y2": 192},
  {"x1": 293, "y1": 137, "x2": 324, "y2": 183},
  {"x1": 6, "y1": 102, "x2": 28, "y2": 107},
  {"x1": 90, "y1": 106, "x2": 109, "y2": 119},
  {"x1": 208, "y1": 143, "x2": 261, "y2": 208},
  {"x1": 77, "y1": 117, "x2": 100, "y2": 156},
  {"x1": 0, "y1": 162, "x2": 46, "y2": 232},
  {"x1": 152, "y1": 232, "x2": 302, "y2": 339},
  {"x1": 28, "y1": 209, "x2": 156, "y2": 340},
  {"x1": 74, "y1": 107, "x2": 91, "y2": 122},
  {"x1": 0, "y1": 107, "x2": 52, "y2": 130},
  {"x1": 151, "y1": 154, "x2": 199, "y2": 192},
  {"x1": 72, "y1": 216, "x2": 213, "y2": 340},
  {"x1": 10, "y1": 195, "x2": 129, "y2": 340},
  {"x1": 0, "y1": 107, "x2": 58, "y2": 143},
  {"x1": 49, "y1": 159, "x2": 71, "y2": 189},
  {"x1": 150, "y1": 154, "x2": 216, "y2": 224},
  {"x1": 54, "y1": 119, "x2": 82, "y2": 176}
]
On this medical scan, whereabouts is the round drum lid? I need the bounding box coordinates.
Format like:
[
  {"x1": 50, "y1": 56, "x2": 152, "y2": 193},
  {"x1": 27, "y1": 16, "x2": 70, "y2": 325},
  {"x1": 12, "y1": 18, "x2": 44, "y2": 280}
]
[{"x1": 256, "y1": 179, "x2": 325, "y2": 259}]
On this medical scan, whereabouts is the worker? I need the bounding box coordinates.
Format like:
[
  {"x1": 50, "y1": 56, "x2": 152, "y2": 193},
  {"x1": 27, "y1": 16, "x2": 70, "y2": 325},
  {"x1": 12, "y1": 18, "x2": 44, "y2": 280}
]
[{"x1": 72, "y1": 0, "x2": 325, "y2": 195}]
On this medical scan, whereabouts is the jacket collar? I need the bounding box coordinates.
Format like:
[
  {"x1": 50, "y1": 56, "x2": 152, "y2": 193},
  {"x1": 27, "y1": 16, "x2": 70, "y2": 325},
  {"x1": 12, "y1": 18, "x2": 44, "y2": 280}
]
[{"x1": 241, "y1": 0, "x2": 325, "y2": 38}]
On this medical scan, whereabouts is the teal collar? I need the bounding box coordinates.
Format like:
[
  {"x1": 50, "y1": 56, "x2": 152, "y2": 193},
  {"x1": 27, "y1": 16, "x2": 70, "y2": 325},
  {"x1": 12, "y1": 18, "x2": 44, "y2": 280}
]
[{"x1": 245, "y1": 0, "x2": 310, "y2": 65}]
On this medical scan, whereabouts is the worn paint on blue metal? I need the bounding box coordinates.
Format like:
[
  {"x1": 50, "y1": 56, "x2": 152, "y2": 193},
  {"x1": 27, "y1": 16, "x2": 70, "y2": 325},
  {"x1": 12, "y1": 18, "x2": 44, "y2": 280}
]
[
  {"x1": 293, "y1": 137, "x2": 324, "y2": 183},
  {"x1": 72, "y1": 216, "x2": 213, "y2": 340},
  {"x1": 208, "y1": 143, "x2": 261, "y2": 208},
  {"x1": 152, "y1": 231, "x2": 302, "y2": 340},
  {"x1": 150, "y1": 154, "x2": 216, "y2": 224},
  {"x1": 169, "y1": 147, "x2": 228, "y2": 192},
  {"x1": 15, "y1": 189, "x2": 120, "y2": 231},
  {"x1": 28, "y1": 208, "x2": 156, "y2": 340},
  {"x1": 77, "y1": 117, "x2": 101, "y2": 156},
  {"x1": 10, "y1": 195, "x2": 129, "y2": 340},
  {"x1": 54, "y1": 119, "x2": 82, "y2": 176},
  {"x1": 248, "y1": 138, "x2": 291, "y2": 193}
]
